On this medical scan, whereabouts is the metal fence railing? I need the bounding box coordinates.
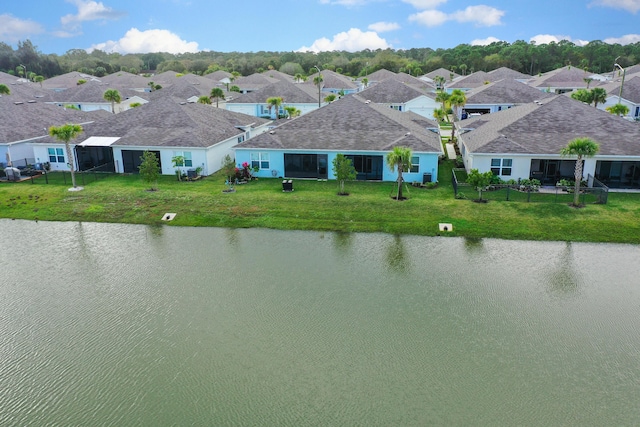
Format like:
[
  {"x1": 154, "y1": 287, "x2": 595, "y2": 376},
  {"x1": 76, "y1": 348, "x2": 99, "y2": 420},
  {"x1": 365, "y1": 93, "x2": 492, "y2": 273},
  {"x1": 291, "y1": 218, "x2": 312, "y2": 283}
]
[{"x1": 452, "y1": 169, "x2": 609, "y2": 204}]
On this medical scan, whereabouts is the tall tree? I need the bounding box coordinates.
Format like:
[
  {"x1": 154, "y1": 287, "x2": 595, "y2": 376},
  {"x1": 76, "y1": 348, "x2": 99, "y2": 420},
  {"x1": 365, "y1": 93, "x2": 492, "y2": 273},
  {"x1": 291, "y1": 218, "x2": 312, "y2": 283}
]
[
  {"x1": 560, "y1": 137, "x2": 600, "y2": 207},
  {"x1": 210, "y1": 87, "x2": 225, "y2": 107},
  {"x1": 103, "y1": 88, "x2": 121, "y2": 113},
  {"x1": 49, "y1": 124, "x2": 83, "y2": 189},
  {"x1": 386, "y1": 146, "x2": 412, "y2": 200},
  {"x1": 266, "y1": 96, "x2": 283, "y2": 119},
  {"x1": 332, "y1": 153, "x2": 357, "y2": 195},
  {"x1": 197, "y1": 95, "x2": 211, "y2": 104}
]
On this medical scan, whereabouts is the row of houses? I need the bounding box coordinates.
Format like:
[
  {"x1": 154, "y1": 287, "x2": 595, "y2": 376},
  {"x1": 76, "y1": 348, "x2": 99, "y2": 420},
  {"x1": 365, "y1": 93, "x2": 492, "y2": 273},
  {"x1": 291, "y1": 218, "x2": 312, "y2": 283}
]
[{"x1": 1, "y1": 64, "x2": 639, "y2": 189}]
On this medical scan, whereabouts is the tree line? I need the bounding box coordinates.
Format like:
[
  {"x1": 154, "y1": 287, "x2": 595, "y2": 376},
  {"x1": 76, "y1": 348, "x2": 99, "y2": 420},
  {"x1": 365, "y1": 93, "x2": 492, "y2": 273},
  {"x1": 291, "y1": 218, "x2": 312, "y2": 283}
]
[{"x1": 2, "y1": 38, "x2": 639, "y2": 80}]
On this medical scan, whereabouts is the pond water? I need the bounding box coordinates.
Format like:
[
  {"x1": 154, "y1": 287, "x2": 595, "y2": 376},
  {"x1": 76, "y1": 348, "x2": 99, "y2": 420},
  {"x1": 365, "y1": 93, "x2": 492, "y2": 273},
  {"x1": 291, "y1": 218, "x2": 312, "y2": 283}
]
[{"x1": 1, "y1": 219, "x2": 639, "y2": 426}]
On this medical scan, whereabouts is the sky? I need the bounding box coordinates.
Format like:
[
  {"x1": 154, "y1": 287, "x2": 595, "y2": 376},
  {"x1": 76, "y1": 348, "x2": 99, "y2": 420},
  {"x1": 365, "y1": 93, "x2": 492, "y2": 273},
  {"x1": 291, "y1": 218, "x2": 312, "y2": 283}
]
[{"x1": 1, "y1": 0, "x2": 640, "y2": 55}]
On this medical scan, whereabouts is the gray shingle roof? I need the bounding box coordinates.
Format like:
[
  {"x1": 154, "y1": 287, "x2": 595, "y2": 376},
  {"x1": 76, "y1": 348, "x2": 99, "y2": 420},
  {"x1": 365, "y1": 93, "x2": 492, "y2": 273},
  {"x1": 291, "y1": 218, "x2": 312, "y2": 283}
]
[
  {"x1": 487, "y1": 67, "x2": 531, "y2": 80},
  {"x1": 359, "y1": 78, "x2": 431, "y2": 103},
  {"x1": 70, "y1": 97, "x2": 269, "y2": 148},
  {"x1": 447, "y1": 71, "x2": 491, "y2": 89},
  {"x1": 302, "y1": 69, "x2": 358, "y2": 90},
  {"x1": 459, "y1": 95, "x2": 640, "y2": 156},
  {"x1": 236, "y1": 95, "x2": 441, "y2": 153},
  {"x1": 225, "y1": 80, "x2": 318, "y2": 104},
  {"x1": 203, "y1": 70, "x2": 233, "y2": 81},
  {"x1": 423, "y1": 68, "x2": 460, "y2": 80},
  {"x1": 0, "y1": 97, "x2": 107, "y2": 143},
  {"x1": 465, "y1": 79, "x2": 556, "y2": 105}
]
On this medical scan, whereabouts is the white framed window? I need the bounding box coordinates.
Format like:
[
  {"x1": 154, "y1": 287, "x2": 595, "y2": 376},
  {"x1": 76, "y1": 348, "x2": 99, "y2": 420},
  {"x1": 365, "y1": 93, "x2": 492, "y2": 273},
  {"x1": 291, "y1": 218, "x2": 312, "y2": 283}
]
[
  {"x1": 250, "y1": 152, "x2": 270, "y2": 169},
  {"x1": 405, "y1": 156, "x2": 419, "y2": 173},
  {"x1": 491, "y1": 158, "x2": 512, "y2": 176},
  {"x1": 48, "y1": 147, "x2": 65, "y2": 163},
  {"x1": 173, "y1": 151, "x2": 192, "y2": 167},
  {"x1": 237, "y1": 135, "x2": 245, "y2": 143}
]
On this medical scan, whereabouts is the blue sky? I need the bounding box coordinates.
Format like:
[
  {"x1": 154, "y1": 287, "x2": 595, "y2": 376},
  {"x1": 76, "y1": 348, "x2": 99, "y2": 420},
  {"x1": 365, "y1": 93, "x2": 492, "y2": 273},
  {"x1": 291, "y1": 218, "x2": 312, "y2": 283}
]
[{"x1": 1, "y1": 0, "x2": 640, "y2": 54}]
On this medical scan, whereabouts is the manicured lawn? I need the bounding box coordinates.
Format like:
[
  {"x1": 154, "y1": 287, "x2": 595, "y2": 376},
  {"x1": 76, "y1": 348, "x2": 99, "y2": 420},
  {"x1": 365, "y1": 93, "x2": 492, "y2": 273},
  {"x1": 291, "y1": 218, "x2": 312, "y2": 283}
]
[{"x1": 2, "y1": 162, "x2": 640, "y2": 243}]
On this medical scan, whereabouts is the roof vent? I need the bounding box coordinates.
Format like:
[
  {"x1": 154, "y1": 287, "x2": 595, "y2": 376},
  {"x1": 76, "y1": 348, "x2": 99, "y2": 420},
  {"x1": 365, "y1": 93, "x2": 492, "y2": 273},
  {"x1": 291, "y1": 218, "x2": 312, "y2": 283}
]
[
  {"x1": 365, "y1": 100, "x2": 371, "y2": 104},
  {"x1": 28, "y1": 100, "x2": 36, "y2": 103},
  {"x1": 405, "y1": 132, "x2": 411, "y2": 136},
  {"x1": 14, "y1": 101, "x2": 23, "y2": 105},
  {"x1": 269, "y1": 130, "x2": 275, "y2": 135}
]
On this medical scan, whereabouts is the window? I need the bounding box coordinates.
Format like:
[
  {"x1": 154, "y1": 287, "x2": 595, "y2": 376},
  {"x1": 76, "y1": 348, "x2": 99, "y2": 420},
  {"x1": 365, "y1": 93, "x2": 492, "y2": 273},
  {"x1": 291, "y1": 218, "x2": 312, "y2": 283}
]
[
  {"x1": 173, "y1": 151, "x2": 192, "y2": 167},
  {"x1": 48, "y1": 147, "x2": 65, "y2": 163},
  {"x1": 491, "y1": 158, "x2": 512, "y2": 176},
  {"x1": 251, "y1": 152, "x2": 269, "y2": 169},
  {"x1": 406, "y1": 156, "x2": 419, "y2": 173},
  {"x1": 237, "y1": 135, "x2": 245, "y2": 143}
]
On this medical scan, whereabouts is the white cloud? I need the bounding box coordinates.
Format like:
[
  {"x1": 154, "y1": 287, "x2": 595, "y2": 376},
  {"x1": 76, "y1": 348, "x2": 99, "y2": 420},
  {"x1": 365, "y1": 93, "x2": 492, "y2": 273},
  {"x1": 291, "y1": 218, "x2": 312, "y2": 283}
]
[
  {"x1": 527, "y1": 35, "x2": 589, "y2": 46},
  {"x1": 297, "y1": 28, "x2": 391, "y2": 52},
  {"x1": 450, "y1": 5, "x2": 504, "y2": 26},
  {"x1": 368, "y1": 21, "x2": 400, "y2": 32},
  {"x1": 61, "y1": 0, "x2": 125, "y2": 26},
  {"x1": 408, "y1": 10, "x2": 448, "y2": 27},
  {"x1": 401, "y1": 0, "x2": 447, "y2": 8},
  {"x1": 88, "y1": 28, "x2": 199, "y2": 54},
  {"x1": 470, "y1": 36, "x2": 502, "y2": 46},
  {"x1": 590, "y1": 0, "x2": 640, "y2": 13},
  {"x1": 0, "y1": 14, "x2": 44, "y2": 42},
  {"x1": 604, "y1": 34, "x2": 640, "y2": 45},
  {"x1": 409, "y1": 5, "x2": 504, "y2": 27}
]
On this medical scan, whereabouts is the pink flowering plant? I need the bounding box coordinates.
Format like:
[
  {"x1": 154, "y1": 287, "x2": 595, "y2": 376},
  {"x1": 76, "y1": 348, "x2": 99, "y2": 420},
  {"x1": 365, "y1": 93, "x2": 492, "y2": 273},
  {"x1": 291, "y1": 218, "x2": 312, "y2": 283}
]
[{"x1": 235, "y1": 161, "x2": 259, "y2": 181}]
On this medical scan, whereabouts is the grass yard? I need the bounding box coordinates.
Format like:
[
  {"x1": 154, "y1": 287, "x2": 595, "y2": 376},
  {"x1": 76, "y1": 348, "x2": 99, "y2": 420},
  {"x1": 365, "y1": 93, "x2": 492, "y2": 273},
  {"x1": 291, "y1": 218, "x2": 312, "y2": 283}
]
[{"x1": 2, "y1": 161, "x2": 640, "y2": 244}]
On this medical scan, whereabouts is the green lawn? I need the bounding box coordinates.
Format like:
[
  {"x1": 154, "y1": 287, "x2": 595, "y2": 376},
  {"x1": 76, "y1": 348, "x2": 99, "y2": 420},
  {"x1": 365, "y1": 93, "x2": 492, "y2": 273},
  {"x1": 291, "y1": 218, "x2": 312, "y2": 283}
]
[{"x1": 2, "y1": 162, "x2": 640, "y2": 244}]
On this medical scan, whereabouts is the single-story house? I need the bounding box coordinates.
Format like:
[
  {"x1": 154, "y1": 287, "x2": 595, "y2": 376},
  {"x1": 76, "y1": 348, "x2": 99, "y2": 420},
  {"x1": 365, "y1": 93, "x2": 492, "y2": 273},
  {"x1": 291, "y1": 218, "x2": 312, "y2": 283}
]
[
  {"x1": 462, "y1": 78, "x2": 556, "y2": 116},
  {"x1": 457, "y1": 95, "x2": 640, "y2": 189},
  {"x1": 358, "y1": 78, "x2": 440, "y2": 119},
  {"x1": 31, "y1": 97, "x2": 271, "y2": 176},
  {"x1": 225, "y1": 80, "x2": 323, "y2": 119},
  {"x1": 234, "y1": 95, "x2": 443, "y2": 183}
]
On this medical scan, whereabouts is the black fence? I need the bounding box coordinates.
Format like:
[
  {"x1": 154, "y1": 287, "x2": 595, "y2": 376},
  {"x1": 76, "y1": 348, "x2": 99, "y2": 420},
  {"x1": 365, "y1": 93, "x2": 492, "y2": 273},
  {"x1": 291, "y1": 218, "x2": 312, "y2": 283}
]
[
  {"x1": 452, "y1": 169, "x2": 609, "y2": 204},
  {"x1": 1, "y1": 163, "x2": 117, "y2": 185}
]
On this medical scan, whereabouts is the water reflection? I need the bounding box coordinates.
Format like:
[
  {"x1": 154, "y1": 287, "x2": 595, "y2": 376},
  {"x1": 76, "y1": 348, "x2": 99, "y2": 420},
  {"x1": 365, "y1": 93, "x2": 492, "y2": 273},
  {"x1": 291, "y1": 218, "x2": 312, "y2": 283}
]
[
  {"x1": 147, "y1": 224, "x2": 164, "y2": 238},
  {"x1": 546, "y1": 241, "x2": 580, "y2": 297},
  {"x1": 463, "y1": 236, "x2": 484, "y2": 253},
  {"x1": 332, "y1": 231, "x2": 353, "y2": 254},
  {"x1": 385, "y1": 235, "x2": 410, "y2": 273}
]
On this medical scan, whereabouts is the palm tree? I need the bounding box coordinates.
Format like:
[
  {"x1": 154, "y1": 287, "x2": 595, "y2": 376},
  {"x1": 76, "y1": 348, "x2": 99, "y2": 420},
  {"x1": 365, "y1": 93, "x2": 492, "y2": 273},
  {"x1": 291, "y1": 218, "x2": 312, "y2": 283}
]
[
  {"x1": 103, "y1": 89, "x2": 121, "y2": 113},
  {"x1": 433, "y1": 75, "x2": 446, "y2": 91},
  {"x1": 448, "y1": 89, "x2": 467, "y2": 142},
  {"x1": 386, "y1": 146, "x2": 412, "y2": 201},
  {"x1": 313, "y1": 73, "x2": 323, "y2": 107},
  {"x1": 49, "y1": 124, "x2": 83, "y2": 189},
  {"x1": 284, "y1": 106, "x2": 301, "y2": 118},
  {"x1": 266, "y1": 96, "x2": 283, "y2": 119},
  {"x1": 460, "y1": 64, "x2": 468, "y2": 76},
  {"x1": 590, "y1": 88, "x2": 607, "y2": 108},
  {"x1": 294, "y1": 73, "x2": 305, "y2": 83},
  {"x1": 0, "y1": 84, "x2": 10, "y2": 95},
  {"x1": 560, "y1": 137, "x2": 600, "y2": 207},
  {"x1": 435, "y1": 90, "x2": 451, "y2": 122},
  {"x1": 210, "y1": 87, "x2": 225, "y2": 107},
  {"x1": 606, "y1": 103, "x2": 629, "y2": 117},
  {"x1": 362, "y1": 77, "x2": 369, "y2": 88},
  {"x1": 432, "y1": 108, "x2": 446, "y2": 123},
  {"x1": 34, "y1": 75, "x2": 44, "y2": 87},
  {"x1": 197, "y1": 95, "x2": 211, "y2": 104}
]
